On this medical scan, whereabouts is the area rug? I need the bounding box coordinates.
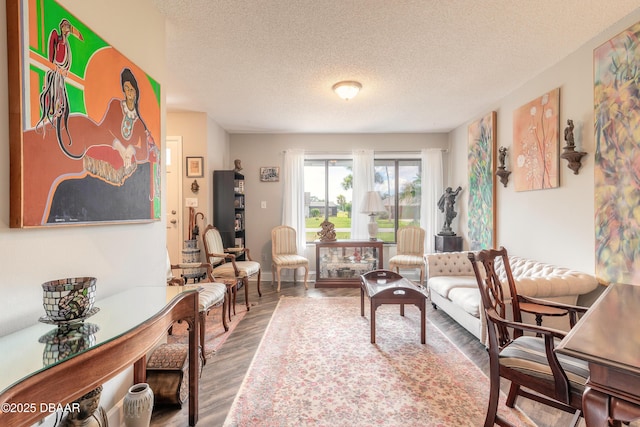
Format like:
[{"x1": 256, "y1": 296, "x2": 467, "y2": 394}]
[
  {"x1": 223, "y1": 296, "x2": 537, "y2": 427},
  {"x1": 168, "y1": 305, "x2": 246, "y2": 360}
]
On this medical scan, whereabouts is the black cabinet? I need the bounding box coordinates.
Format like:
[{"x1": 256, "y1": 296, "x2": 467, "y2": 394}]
[
  {"x1": 434, "y1": 235, "x2": 463, "y2": 253},
  {"x1": 213, "y1": 170, "x2": 246, "y2": 260}
]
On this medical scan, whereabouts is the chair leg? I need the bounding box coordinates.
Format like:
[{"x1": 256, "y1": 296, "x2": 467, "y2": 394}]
[
  {"x1": 303, "y1": 265, "x2": 309, "y2": 289},
  {"x1": 506, "y1": 383, "x2": 519, "y2": 408},
  {"x1": 484, "y1": 356, "x2": 501, "y2": 427},
  {"x1": 221, "y1": 295, "x2": 229, "y2": 332},
  {"x1": 271, "y1": 263, "x2": 275, "y2": 287},
  {"x1": 243, "y1": 277, "x2": 250, "y2": 310},
  {"x1": 293, "y1": 268, "x2": 297, "y2": 284},
  {"x1": 256, "y1": 269, "x2": 262, "y2": 297},
  {"x1": 277, "y1": 266, "x2": 282, "y2": 292},
  {"x1": 199, "y1": 311, "x2": 207, "y2": 366}
]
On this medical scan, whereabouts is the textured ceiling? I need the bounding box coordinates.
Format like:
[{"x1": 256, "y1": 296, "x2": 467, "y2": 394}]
[{"x1": 153, "y1": 0, "x2": 640, "y2": 133}]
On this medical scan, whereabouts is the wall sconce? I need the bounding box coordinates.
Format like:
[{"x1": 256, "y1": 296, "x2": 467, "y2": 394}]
[
  {"x1": 560, "y1": 119, "x2": 587, "y2": 174},
  {"x1": 495, "y1": 146, "x2": 511, "y2": 187},
  {"x1": 191, "y1": 179, "x2": 200, "y2": 193}
]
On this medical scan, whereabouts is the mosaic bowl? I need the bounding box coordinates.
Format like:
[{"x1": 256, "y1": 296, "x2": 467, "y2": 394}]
[{"x1": 42, "y1": 277, "x2": 97, "y2": 322}]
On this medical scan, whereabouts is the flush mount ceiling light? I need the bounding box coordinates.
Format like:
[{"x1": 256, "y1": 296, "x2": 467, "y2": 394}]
[{"x1": 332, "y1": 80, "x2": 362, "y2": 101}]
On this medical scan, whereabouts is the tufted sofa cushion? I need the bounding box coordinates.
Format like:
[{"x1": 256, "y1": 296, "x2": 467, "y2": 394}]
[
  {"x1": 426, "y1": 251, "x2": 475, "y2": 277},
  {"x1": 494, "y1": 256, "x2": 598, "y2": 298}
]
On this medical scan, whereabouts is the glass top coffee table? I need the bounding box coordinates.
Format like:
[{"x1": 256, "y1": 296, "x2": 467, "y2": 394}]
[{"x1": 360, "y1": 269, "x2": 429, "y2": 344}]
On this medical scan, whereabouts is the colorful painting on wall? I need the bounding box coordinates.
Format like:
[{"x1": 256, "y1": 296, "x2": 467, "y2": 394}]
[
  {"x1": 7, "y1": 0, "x2": 161, "y2": 228},
  {"x1": 467, "y1": 112, "x2": 496, "y2": 251},
  {"x1": 594, "y1": 21, "x2": 640, "y2": 285},
  {"x1": 512, "y1": 88, "x2": 560, "y2": 192}
]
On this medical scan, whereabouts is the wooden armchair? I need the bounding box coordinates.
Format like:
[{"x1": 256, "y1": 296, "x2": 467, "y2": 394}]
[
  {"x1": 166, "y1": 250, "x2": 228, "y2": 364},
  {"x1": 202, "y1": 225, "x2": 262, "y2": 309},
  {"x1": 468, "y1": 247, "x2": 589, "y2": 427}
]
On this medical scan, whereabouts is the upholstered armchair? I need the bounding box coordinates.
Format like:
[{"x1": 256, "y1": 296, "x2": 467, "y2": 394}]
[
  {"x1": 166, "y1": 250, "x2": 228, "y2": 364},
  {"x1": 271, "y1": 225, "x2": 309, "y2": 292},
  {"x1": 389, "y1": 226, "x2": 426, "y2": 284},
  {"x1": 202, "y1": 225, "x2": 262, "y2": 305}
]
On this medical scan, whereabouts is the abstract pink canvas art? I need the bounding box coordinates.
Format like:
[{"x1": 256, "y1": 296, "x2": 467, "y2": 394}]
[{"x1": 512, "y1": 89, "x2": 560, "y2": 192}]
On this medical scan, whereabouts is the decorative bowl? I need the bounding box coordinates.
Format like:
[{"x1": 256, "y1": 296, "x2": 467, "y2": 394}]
[{"x1": 42, "y1": 277, "x2": 97, "y2": 322}]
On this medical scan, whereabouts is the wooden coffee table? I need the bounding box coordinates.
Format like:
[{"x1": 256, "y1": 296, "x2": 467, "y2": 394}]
[{"x1": 360, "y1": 269, "x2": 428, "y2": 344}]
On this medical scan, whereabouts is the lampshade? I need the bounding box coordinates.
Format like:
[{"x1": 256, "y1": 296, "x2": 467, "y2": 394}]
[
  {"x1": 332, "y1": 81, "x2": 362, "y2": 101},
  {"x1": 360, "y1": 191, "x2": 385, "y2": 214}
]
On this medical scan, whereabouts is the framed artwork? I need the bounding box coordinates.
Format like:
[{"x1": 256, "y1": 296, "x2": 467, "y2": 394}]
[
  {"x1": 467, "y1": 111, "x2": 496, "y2": 251},
  {"x1": 6, "y1": 0, "x2": 161, "y2": 228},
  {"x1": 512, "y1": 88, "x2": 560, "y2": 192},
  {"x1": 594, "y1": 21, "x2": 640, "y2": 285},
  {"x1": 186, "y1": 157, "x2": 204, "y2": 178},
  {"x1": 260, "y1": 167, "x2": 280, "y2": 182}
]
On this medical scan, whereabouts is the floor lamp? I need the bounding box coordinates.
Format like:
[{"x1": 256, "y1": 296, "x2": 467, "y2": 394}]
[{"x1": 360, "y1": 191, "x2": 385, "y2": 241}]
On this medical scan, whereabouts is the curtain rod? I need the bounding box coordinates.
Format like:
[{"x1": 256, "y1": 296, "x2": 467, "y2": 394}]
[{"x1": 282, "y1": 149, "x2": 448, "y2": 154}]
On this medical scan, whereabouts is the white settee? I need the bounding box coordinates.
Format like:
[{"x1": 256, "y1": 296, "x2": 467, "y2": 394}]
[{"x1": 425, "y1": 251, "x2": 599, "y2": 344}]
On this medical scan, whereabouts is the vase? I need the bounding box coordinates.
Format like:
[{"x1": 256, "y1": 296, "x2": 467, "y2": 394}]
[{"x1": 123, "y1": 383, "x2": 153, "y2": 427}]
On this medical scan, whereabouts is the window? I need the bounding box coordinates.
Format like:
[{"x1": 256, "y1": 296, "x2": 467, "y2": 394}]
[
  {"x1": 374, "y1": 159, "x2": 421, "y2": 243},
  {"x1": 304, "y1": 156, "x2": 421, "y2": 243},
  {"x1": 304, "y1": 159, "x2": 353, "y2": 242}
]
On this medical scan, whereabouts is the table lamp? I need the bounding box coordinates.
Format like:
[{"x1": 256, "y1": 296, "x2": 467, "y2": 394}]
[{"x1": 360, "y1": 191, "x2": 385, "y2": 241}]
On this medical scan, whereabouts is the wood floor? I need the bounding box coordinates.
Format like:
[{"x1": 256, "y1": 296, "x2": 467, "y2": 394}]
[{"x1": 150, "y1": 281, "x2": 581, "y2": 427}]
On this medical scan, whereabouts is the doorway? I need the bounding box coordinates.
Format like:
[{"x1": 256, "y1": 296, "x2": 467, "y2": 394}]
[{"x1": 166, "y1": 136, "x2": 183, "y2": 264}]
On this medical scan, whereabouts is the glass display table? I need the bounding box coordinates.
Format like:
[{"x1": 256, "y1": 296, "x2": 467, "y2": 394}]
[{"x1": 0, "y1": 286, "x2": 201, "y2": 426}]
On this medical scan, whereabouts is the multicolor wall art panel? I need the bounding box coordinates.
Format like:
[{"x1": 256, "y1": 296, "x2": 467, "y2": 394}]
[
  {"x1": 467, "y1": 112, "x2": 496, "y2": 251},
  {"x1": 594, "y1": 21, "x2": 640, "y2": 285},
  {"x1": 512, "y1": 88, "x2": 560, "y2": 192},
  {"x1": 7, "y1": 0, "x2": 161, "y2": 227}
]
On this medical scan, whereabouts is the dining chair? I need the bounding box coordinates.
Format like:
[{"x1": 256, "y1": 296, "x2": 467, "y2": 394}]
[
  {"x1": 202, "y1": 225, "x2": 262, "y2": 306},
  {"x1": 389, "y1": 226, "x2": 426, "y2": 284},
  {"x1": 468, "y1": 247, "x2": 589, "y2": 427},
  {"x1": 166, "y1": 250, "x2": 228, "y2": 365},
  {"x1": 271, "y1": 225, "x2": 309, "y2": 292}
]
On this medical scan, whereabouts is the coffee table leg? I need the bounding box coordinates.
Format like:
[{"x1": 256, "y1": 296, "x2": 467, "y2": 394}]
[
  {"x1": 400, "y1": 303, "x2": 405, "y2": 316},
  {"x1": 370, "y1": 300, "x2": 376, "y2": 343},
  {"x1": 420, "y1": 301, "x2": 426, "y2": 344}
]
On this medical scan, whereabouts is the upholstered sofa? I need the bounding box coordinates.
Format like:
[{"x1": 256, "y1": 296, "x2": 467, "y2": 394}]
[{"x1": 425, "y1": 251, "x2": 599, "y2": 344}]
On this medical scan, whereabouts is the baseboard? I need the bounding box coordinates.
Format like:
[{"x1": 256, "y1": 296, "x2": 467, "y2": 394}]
[{"x1": 107, "y1": 400, "x2": 124, "y2": 426}]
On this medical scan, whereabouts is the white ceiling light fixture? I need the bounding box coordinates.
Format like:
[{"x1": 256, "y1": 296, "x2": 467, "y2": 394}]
[{"x1": 332, "y1": 80, "x2": 362, "y2": 101}]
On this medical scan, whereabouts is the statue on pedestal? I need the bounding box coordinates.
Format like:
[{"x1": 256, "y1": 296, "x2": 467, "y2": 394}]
[{"x1": 437, "y1": 186, "x2": 462, "y2": 236}]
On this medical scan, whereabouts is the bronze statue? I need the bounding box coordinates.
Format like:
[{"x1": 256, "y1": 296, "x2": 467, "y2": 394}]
[
  {"x1": 233, "y1": 159, "x2": 243, "y2": 172},
  {"x1": 564, "y1": 119, "x2": 575, "y2": 148},
  {"x1": 498, "y1": 146, "x2": 507, "y2": 168},
  {"x1": 438, "y1": 186, "x2": 462, "y2": 236}
]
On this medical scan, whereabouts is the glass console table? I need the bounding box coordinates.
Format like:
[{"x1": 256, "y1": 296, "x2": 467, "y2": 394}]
[
  {"x1": 0, "y1": 286, "x2": 201, "y2": 426},
  {"x1": 315, "y1": 240, "x2": 384, "y2": 288}
]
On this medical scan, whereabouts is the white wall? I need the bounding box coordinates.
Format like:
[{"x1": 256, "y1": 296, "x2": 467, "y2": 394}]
[
  {"x1": 166, "y1": 112, "x2": 229, "y2": 257},
  {"x1": 450, "y1": 8, "x2": 640, "y2": 275},
  {"x1": 0, "y1": 0, "x2": 166, "y2": 417},
  {"x1": 228, "y1": 133, "x2": 449, "y2": 276}
]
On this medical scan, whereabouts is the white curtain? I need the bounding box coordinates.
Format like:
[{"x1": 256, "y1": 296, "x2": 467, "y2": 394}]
[
  {"x1": 351, "y1": 149, "x2": 375, "y2": 240},
  {"x1": 420, "y1": 149, "x2": 443, "y2": 253},
  {"x1": 282, "y1": 149, "x2": 306, "y2": 255}
]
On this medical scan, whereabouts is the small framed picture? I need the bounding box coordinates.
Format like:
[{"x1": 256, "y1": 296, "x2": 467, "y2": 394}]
[
  {"x1": 186, "y1": 156, "x2": 204, "y2": 178},
  {"x1": 260, "y1": 166, "x2": 280, "y2": 182}
]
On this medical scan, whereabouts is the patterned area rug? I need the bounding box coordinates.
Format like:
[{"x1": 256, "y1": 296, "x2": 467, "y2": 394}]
[
  {"x1": 224, "y1": 296, "x2": 538, "y2": 427},
  {"x1": 168, "y1": 304, "x2": 246, "y2": 360}
]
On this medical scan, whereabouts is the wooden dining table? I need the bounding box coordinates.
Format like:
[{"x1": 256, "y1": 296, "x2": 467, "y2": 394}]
[{"x1": 555, "y1": 283, "x2": 640, "y2": 426}]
